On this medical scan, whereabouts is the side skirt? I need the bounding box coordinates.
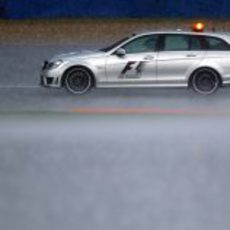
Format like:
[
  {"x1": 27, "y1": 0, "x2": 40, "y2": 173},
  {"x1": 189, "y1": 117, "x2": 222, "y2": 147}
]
[{"x1": 97, "y1": 82, "x2": 188, "y2": 88}]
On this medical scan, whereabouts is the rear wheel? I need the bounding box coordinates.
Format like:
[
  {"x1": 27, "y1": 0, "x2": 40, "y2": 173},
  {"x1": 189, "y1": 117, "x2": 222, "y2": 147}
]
[
  {"x1": 64, "y1": 67, "x2": 92, "y2": 94},
  {"x1": 191, "y1": 68, "x2": 220, "y2": 95}
]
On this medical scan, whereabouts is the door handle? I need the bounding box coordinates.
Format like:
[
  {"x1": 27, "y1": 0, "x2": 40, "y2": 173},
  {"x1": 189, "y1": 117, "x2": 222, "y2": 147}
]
[
  {"x1": 144, "y1": 55, "x2": 154, "y2": 61},
  {"x1": 186, "y1": 54, "x2": 197, "y2": 58}
]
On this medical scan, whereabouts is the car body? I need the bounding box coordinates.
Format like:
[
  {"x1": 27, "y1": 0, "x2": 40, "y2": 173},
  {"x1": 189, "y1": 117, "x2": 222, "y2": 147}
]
[{"x1": 40, "y1": 31, "x2": 230, "y2": 94}]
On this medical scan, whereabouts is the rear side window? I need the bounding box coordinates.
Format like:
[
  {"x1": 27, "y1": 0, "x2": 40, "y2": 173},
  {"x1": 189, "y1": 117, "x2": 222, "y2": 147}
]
[
  {"x1": 190, "y1": 36, "x2": 203, "y2": 50},
  {"x1": 163, "y1": 35, "x2": 189, "y2": 51},
  {"x1": 204, "y1": 36, "x2": 230, "y2": 50}
]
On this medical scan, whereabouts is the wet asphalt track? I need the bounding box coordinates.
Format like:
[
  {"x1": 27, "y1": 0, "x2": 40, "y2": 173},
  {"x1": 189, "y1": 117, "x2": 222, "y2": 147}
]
[{"x1": 0, "y1": 44, "x2": 230, "y2": 230}]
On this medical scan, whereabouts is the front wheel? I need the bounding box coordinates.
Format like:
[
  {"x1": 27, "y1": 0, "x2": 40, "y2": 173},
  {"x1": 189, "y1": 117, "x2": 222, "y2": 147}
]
[
  {"x1": 64, "y1": 67, "x2": 92, "y2": 94},
  {"x1": 191, "y1": 68, "x2": 220, "y2": 95}
]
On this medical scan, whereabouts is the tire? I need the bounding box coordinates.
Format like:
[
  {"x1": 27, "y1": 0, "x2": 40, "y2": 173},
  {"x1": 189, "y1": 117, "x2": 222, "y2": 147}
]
[
  {"x1": 64, "y1": 67, "x2": 92, "y2": 94},
  {"x1": 191, "y1": 68, "x2": 220, "y2": 95}
]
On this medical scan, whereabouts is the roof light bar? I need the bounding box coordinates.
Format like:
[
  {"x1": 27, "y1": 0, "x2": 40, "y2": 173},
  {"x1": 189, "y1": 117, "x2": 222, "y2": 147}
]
[{"x1": 193, "y1": 22, "x2": 205, "y2": 32}]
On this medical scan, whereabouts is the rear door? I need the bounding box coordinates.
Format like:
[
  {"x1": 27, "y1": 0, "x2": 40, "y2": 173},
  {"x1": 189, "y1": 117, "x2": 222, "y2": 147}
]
[
  {"x1": 157, "y1": 34, "x2": 206, "y2": 86},
  {"x1": 202, "y1": 35, "x2": 230, "y2": 84}
]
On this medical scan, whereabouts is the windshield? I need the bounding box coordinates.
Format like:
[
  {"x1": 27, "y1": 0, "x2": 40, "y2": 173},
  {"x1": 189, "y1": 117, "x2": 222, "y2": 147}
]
[{"x1": 100, "y1": 37, "x2": 130, "y2": 52}]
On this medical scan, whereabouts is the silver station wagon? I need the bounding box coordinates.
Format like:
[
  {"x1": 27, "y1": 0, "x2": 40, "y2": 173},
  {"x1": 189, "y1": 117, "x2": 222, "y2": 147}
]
[{"x1": 40, "y1": 30, "x2": 230, "y2": 95}]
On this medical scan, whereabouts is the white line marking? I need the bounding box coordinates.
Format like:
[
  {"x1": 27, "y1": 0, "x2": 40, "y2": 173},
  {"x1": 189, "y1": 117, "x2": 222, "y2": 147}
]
[{"x1": 0, "y1": 85, "x2": 40, "y2": 89}]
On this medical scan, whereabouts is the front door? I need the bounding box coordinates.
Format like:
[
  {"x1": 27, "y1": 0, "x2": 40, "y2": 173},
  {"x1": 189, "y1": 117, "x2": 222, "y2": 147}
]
[{"x1": 105, "y1": 35, "x2": 158, "y2": 86}]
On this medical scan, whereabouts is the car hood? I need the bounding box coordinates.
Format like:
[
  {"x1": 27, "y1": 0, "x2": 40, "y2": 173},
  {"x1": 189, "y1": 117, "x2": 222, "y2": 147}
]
[{"x1": 50, "y1": 49, "x2": 105, "y2": 62}]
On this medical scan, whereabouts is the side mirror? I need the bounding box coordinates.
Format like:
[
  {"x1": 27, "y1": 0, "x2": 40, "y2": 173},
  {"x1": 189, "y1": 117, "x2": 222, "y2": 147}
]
[{"x1": 115, "y1": 48, "x2": 126, "y2": 57}]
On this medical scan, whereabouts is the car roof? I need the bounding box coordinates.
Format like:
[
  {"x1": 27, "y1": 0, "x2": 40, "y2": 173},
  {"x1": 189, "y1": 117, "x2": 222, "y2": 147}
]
[{"x1": 134, "y1": 30, "x2": 230, "y2": 43}]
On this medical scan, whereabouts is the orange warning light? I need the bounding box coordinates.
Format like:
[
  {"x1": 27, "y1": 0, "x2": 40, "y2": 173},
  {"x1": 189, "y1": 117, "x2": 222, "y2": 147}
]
[{"x1": 193, "y1": 22, "x2": 205, "y2": 32}]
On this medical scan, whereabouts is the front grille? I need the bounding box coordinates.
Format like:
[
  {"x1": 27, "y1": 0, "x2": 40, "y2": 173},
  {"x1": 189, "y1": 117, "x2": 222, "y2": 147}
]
[{"x1": 42, "y1": 61, "x2": 49, "y2": 70}]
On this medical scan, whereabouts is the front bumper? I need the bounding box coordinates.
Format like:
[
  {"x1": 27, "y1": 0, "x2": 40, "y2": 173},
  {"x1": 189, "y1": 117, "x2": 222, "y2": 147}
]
[
  {"x1": 40, "y1": 65, "x2": 63, "y2": 88},
  {"x1": 40, "y1": 74, "x2": 61, "y2": 88},
  {"x1": 40, "y1": 59, "x2": 67, "y2": 88}
]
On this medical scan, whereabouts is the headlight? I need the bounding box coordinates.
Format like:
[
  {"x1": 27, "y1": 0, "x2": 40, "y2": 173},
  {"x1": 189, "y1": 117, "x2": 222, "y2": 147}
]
[{"x1": 46, "y1": 60, "x2": 63, "y2": 70}]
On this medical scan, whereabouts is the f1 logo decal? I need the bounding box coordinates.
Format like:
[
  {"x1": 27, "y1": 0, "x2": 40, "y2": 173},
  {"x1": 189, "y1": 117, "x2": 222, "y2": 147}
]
[{"x1": 119, "y1": 61, "x2": 146, "y2": 78}]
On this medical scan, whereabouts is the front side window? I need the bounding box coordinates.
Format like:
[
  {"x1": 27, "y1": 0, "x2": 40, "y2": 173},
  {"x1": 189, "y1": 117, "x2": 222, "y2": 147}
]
[
  {"x1": 163, "y1": 35, "x2": 189, "y2": 51},
  {"x1": 204, "y1": 36, "x2": 230, "y2": 50},
  {"x1": 121, "y1": 35, "x2": 158, "y2": 54}
]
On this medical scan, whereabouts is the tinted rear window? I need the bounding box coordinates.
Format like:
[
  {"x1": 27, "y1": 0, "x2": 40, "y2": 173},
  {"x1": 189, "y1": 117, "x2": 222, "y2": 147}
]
[
  {"x1": 162, "y1": 35, "x2": 204, "y2": 51},
  {"x1": 163, "y1": 35, "x2": 189, "y2": 51},
  {"x1": 190, "y1": 36, "x2": 203, "y2": 50},
  {"x1": 204, "y1": 36, "x2": 230, "y2": 50}
]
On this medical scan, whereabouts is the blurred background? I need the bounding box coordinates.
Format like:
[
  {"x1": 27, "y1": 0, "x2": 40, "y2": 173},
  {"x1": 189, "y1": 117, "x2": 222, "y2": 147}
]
[
  {"x1": 1, "y1": 1, "x2": 230, "y2": 230},
  {"x1": 1, "y1": 0, "x2": 229, "y2": 19},
  {"x1": 0, "y1": 0, "x2": 230, "y2": 44}
]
